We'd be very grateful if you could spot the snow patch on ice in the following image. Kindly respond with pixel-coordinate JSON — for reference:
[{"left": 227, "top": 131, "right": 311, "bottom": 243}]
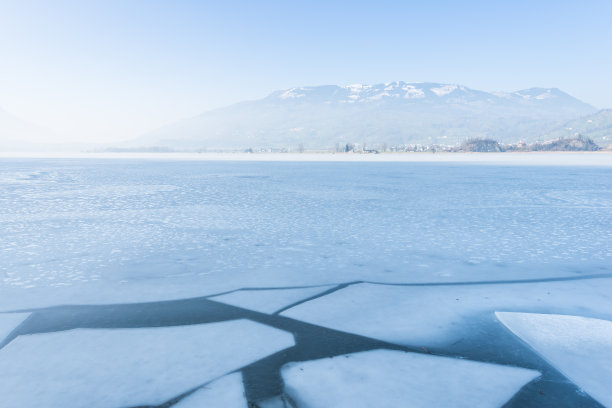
[
  {"left": 282, "top": 349, "right": 540, "bottom": 408},
  {"left": 211, "top": 285, "right": 335, "bottom": 313},
  {"left": 0, "top": 320, "right": 294, "bottom": 408},
  {"left": 496, "top": 312, "right": 612, "bottom": 407},
  {"left": 174, "top": 373, "right": 247, "bottom": 408}
]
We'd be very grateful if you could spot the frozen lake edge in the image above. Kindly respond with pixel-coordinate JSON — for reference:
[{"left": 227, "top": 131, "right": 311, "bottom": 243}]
[{"left": 1, "top": 151, "right": 612, "bottom": 166}]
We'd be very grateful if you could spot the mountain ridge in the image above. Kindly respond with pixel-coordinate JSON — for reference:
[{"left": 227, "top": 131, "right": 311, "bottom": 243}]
[
  {"left": 264, "top": 82, "right": 584, "bottom": 105},
  {"left": 133, "top": 82, "right": 597, "bottom": 150}
]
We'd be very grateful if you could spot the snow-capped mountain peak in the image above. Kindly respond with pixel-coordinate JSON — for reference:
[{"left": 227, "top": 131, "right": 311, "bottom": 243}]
[
  {"left": 136, "top": 81, "right": 597, "bottom": 150},
  {"left": 268, "top": 82, "right": 477, "bottom": 103},
  {"left": 268, "top": 83, "right": 584, "bottom": 106}
]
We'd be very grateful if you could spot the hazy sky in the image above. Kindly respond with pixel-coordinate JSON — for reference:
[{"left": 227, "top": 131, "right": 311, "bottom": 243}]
[{"left": 1, "top": 0, "right": 611, "bottom": 143}]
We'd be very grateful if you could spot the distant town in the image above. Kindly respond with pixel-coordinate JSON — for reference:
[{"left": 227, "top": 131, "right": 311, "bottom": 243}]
[
  {"left": 100, "top": 136, "right": 606, "bottom": 155},
  {"left": 326, "top": 136, "right": 602, "bottom": 153}
]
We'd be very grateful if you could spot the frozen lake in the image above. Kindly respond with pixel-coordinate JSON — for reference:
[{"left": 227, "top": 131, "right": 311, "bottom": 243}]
[{"left": 1, "top": 156, "right": 611, "bottom": 407}]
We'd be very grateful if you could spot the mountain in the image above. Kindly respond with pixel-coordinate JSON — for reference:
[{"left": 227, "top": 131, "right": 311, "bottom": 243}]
[
  {"left": 133, "top": 82, "right": 597, "bottom": 150},
  {"left": 541, "top": 109, "right": 612, "bottom": 149}
]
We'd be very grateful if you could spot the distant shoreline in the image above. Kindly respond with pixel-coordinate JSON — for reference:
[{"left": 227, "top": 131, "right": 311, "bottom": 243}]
[{"left": 1, "top": 151, "right": 611, "bottom": 166}]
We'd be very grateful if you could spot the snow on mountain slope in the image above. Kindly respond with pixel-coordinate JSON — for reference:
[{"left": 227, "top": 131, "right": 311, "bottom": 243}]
[{"left": 263, "top": 82, "right": 588, "bottom": 108}]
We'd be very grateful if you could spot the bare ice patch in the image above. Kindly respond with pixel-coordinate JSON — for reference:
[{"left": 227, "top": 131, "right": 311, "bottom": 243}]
[
  {"left": 496, "top": 312, "right": 612, "bottom": 407},
  {"left": 0, "top": 320, "right": 294, "bottom": 408},
  {"left": 282, "top": 349, "right": 540, "bottom": 408}
]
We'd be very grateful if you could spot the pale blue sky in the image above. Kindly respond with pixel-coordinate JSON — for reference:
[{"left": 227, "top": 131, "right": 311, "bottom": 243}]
[{"left": 1, "top": 0, "right": 611, "bottom": 143}]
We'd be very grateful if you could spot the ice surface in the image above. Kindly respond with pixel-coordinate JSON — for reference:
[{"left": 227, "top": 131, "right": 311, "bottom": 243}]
[
  {"left": 496, "top": 312, "right": 612, "bottom": 407},
  {"left": 0, "top": 313, "right": 29, "bottom": 341},
  {"left": 174, "top": 373, "right": 247, "bottom": 408},
  {"left": 0, "top": 160, "right": 610, "bottom": 311},
  {"left": 0, "top": 158, "right": 609, "bottom": 406},
  {"left": 0, "top": 320, "right": 294, "bottom": 408},
  {"left": 282, "top": 278, "right": 612, "bottom": 347},
  {"left": 282, "top": 349, "right": 540, "bottom": 408},
  {"left": 211, "top": 285, "right": 334, "bottom": 313}
]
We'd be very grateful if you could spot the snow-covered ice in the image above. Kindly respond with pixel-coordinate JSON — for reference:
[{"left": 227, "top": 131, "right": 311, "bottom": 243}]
[
  {"left": 174, "top": 373, "right": 247, "bottom": 408},
  {"left": 0, "top": 320, "right": 293, "bottom": 408},
  {"left": 0, "top": 313, "right": 29, "bottom": 342},
  {"left": 211, "top": 285, "right": 334, "bottom": 313},
  {"left": 496, "top": 312, "right": 612, "bottom": 407},
  {"left": 282, "top": 278, "right": 612, "bottom": 347},
  {"left": 1, "top": 160, "right": 610, "bottom": 310},
  {"left": 282, "top": 349, "right": 540, "bottom": 408}
]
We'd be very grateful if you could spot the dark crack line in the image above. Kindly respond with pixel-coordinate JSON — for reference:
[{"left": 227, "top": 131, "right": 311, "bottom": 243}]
[
  {"left": 199, "top": 283, "right": 340, "bottom": 301},
  {"left": 272, "top": 282, "right": 357, "bottom": 315},
  {"left": 363, "top": 271, "right": 612, "bottom": 287}
]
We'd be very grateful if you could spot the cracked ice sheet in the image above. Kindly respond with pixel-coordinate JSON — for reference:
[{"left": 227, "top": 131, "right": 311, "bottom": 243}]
[
  {"left": 282, "top": 349, "right": 540, "bottom": 408},
  {"left": 496, "top": 312, "right": 612, "bottom": 407},
  {"left": 0, "top": 320, "right": 294, "bottom": 408},
  {"left": 0, "top": 313, "right": 29, "bottom": 341},
  {"left": 210, "top": 285, "right": 335, "bottom": 313},
  {"left": 174, "top": 373, "right": 247, "bottom": 408},
  {"left": 282, "top": 278, "right": 612, "bottom": 347}
]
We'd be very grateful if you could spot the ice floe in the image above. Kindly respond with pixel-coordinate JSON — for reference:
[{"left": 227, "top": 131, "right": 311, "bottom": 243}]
[
  {"left": 282, "top": 279, "right": 612, "bottom": 347},
  {"left": 0, "top": 313, "right": 29, "bottom": 342},
  {"left": 174, "top": 372, "right": 247, "bottom": 408},
  {"left": 0, "top": 319, "right": 294, "bottom": 408},
  {"left": 282, "top": 349, "right": 540, "bottom": 408},
  {"left": 496, "top": 312, "right": 612, "bottom": 407},
  {"left": 211, "top": 285, "right": 334, "bottom": 313}
]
